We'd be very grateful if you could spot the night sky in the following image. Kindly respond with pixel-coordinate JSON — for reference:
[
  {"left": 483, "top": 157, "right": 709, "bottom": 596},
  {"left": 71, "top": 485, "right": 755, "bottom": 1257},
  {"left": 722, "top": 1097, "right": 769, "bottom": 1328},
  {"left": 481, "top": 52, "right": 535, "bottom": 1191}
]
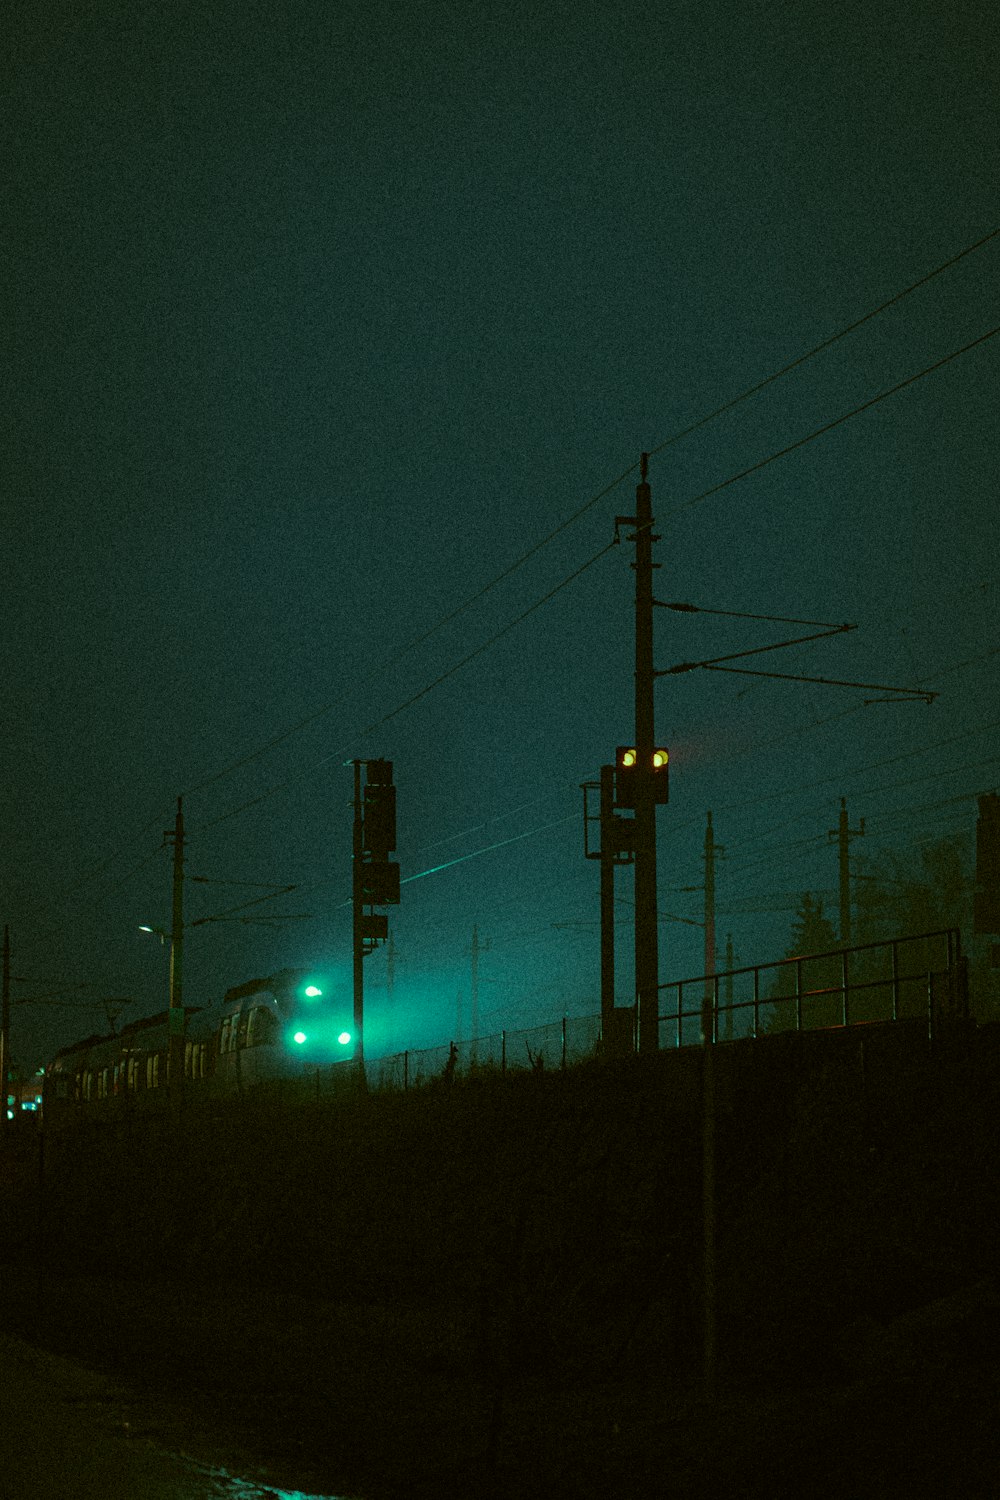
[{"left": 5, "top": 0, "right": 998, "bottom": 1071}]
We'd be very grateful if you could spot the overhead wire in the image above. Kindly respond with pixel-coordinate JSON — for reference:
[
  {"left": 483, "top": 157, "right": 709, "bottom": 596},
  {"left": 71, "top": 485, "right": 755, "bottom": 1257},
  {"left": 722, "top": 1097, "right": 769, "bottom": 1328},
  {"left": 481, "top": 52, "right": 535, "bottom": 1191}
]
[
  {"left": 16, "top": 229, "right": 999, "bottom": 978},
  {"left": 182, "top": 492, "right": 632, "bottom": 803},
  {"left": 675, "top": 324, "right": 1000, "bottom": 512},
  {"left": 179, "top": 227, "right": 1000, "bottom": 805},
  {"left": 193, "top": 537, "right": 618, "bottom": 832},
  {"left": 646, "top": 224, "right": 1000, "bottom": 462}
]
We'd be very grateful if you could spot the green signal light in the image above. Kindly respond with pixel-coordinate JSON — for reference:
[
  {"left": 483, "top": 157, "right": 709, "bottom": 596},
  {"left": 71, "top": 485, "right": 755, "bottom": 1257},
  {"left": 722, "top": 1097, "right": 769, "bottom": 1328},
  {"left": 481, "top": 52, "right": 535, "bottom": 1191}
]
[
  {"left": 337, "top": 1031, "right": 352, "bottom": 1046},
  {"left": 303, "top": 985, "right": 322, "bottom": 998},
  {"left": 293, "top": 1031, "right": 307, "bottom": 1045}
]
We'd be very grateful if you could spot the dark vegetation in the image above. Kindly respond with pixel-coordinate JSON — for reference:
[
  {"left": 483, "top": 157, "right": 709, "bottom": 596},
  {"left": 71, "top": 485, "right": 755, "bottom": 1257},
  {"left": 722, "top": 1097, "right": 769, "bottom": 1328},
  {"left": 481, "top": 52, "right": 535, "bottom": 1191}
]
[{"left": 1, "top": 1022, "right": 1000, "bottom": 1497}]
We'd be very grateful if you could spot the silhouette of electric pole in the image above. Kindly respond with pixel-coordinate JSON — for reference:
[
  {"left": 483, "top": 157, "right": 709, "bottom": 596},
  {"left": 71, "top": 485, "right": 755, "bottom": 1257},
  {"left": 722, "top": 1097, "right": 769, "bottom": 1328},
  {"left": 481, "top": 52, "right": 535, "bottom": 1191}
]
[
  {"left": 164, "top": 798, "right": 185, "bottom": 1101},
  {"left": 0, "top": 926, "right": 9, "bottom": 1137},
  {"left": 829, "top": 798, "right": 864, "bottom": 943},
  {"left": 702, "top": 811, "right": 725, "bottom": 1037},
  {"left": 468, "top": 925, "right": 491, "bottom": 1065},
  {"left": 617, "top": 454, "right": 661, "bottom": 1052}
]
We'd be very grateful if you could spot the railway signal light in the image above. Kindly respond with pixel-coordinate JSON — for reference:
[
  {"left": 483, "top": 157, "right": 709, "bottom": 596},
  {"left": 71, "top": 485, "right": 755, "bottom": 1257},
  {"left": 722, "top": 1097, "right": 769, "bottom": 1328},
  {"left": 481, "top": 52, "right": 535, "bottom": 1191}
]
[
  {"left": 364, "top": 761, "right": 396, "bottom": 855},
  {"left": 361, "top": 860, "right": 401, "bottom": 906},
  {"left": 615, "top": 745, "right": 669, "bottom": 808}
]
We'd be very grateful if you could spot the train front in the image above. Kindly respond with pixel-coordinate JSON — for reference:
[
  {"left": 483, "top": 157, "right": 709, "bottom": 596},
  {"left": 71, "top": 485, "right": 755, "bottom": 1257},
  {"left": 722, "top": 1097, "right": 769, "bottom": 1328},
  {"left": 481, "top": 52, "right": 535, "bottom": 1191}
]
[
  {"left": 271, "top": 969, "right": 355, "bottom": 1068},
  {"left": 202, "top": 968, "right": 356, "bottom": 1094}
]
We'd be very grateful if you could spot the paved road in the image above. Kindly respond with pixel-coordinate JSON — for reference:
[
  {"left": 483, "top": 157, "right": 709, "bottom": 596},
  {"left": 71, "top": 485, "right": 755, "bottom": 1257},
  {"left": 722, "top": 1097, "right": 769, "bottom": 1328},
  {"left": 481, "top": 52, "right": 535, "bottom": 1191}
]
[{"left": 0, "top": 1332, "right": 347, "bottom": 1499}]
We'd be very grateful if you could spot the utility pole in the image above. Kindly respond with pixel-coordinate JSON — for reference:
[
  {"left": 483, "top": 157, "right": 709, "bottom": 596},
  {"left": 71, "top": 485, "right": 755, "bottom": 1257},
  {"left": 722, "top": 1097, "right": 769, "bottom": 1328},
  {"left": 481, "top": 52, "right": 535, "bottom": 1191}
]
[
  {"left": 1, "top": 926, "right": 10, "bottom": 1136},
  {"left": 723, "top": 933, "right": 734, "bottom": 1042},
  {"left": 829, "top": 798, "right": 864, "bottom": 944},
  {"left": 470, "top": 925, "right": 481, "bottom": 1066},
  {"left": 631, "top": 455, "right": 660, "bottom": 1052},
  {"left": 352, "top": 758, "right": 400, "bottom": 1087},
  {"left": 165, "top": 798, "right": 185, "bottom": 1100},
  {"left": 701, "top": 812, "right": 724, "bottom": 1405},
  {"left": 702, "top": 811, "right": 725, "bottom": 1035},
  {"left": 599, "top": 765, "right": 616, "bottom": 1028}
]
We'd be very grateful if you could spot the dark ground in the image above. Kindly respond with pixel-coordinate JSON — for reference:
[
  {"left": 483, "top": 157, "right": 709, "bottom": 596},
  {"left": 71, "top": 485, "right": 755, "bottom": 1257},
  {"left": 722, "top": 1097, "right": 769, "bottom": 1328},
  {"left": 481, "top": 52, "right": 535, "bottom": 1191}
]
[
  {"left": 2, "top": 1026, "right": 999, "bottom": 1497},
  {"left": 0, "top": 1262, "right": 997, "bottom": 1498}
]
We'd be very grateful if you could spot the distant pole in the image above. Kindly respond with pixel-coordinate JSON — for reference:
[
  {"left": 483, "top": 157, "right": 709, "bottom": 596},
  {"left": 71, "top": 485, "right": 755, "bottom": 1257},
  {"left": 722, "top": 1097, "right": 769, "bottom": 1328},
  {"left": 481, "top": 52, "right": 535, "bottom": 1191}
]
[
  {"left": 704, "top": 812, "right": 716, "bottom": 1022},
  {"left": 723, "top": 933, "right": 734, "bottom": 1042},
  {"left": 633, "top": 454, "right": 660, "bottom": 1053},
  {"left": 702, "top": 812, "right": 725, "bottom": 1042},
  {"left": 830, "top": 798, "right": 865, "bottom": 944},
  {"left": 702, "top": 1023, "right": 717, "bottom": 1404},
  {"left": 167, "top": 798, "right": 186, "bottom": 1099},
  {"left": 471, "top": 925, "right": 480, "bottom": 1065},
  {"left": 387, "top": 930, "right": 396, "bottom": 1012},
  {"left": 1, "top": 926, "right": 10, "bottom": 1135},
  {"left": 701, "top": 820, "right": 718, "bottom": 1405},
  {"left": 352, "top": 760, "right": 365, "bottom": 1078}
]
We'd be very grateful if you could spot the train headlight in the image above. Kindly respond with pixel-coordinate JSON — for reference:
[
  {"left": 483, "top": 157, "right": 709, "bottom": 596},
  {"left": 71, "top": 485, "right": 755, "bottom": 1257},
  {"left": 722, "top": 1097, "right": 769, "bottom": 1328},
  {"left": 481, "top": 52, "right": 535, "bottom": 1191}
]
[{"left": 293, "top": 1031, "right": 307, "bottom": 1045}]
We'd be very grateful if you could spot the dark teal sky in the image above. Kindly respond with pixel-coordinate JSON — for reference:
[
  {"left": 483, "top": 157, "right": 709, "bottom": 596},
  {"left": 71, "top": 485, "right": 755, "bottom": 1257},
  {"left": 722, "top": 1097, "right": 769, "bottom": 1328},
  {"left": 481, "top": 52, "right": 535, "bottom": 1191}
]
[{"left": 4, "top": 0, "right": 998, "bottom": 1067}]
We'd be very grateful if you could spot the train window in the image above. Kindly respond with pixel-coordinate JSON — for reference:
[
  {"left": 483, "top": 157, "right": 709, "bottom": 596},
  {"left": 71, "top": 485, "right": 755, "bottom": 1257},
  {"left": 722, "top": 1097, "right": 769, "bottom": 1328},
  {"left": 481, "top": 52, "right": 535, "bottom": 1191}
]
[
  {"left": 246, "top": 1007, "right": 277, "bottom": 1048},
  {"left": 237, "top": 1010, "right": 250, "bottom": 1049},
  {"left": 146, "top": 1054, "right": 159, "bottom": 1089},
  {"left": 82, "top": 1071, "right": 93, "bottom": 1101},
  {"left": 127, "top": 1057, "right": 139, "bottom": 1091},
  {"left": 220, "top": 1016, "right": 233, "bottom": 1054},
  {"left": 97, "top": 1069, "right": 108, "bottom": 1100}
]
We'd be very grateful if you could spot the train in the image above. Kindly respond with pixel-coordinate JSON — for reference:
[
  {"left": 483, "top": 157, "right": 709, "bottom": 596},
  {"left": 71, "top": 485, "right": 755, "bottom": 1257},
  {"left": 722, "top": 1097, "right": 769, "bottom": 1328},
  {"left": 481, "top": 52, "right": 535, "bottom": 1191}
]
[{"left": 42, "top": 969, "right": 355, "bottom": 1125}]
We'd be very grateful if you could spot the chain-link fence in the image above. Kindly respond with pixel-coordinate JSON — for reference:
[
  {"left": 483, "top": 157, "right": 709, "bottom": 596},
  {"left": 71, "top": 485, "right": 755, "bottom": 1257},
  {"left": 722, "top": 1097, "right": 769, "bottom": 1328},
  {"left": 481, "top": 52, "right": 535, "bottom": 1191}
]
[{"left": 361, "top": 1012, "right": 605, "bottom": 1091}]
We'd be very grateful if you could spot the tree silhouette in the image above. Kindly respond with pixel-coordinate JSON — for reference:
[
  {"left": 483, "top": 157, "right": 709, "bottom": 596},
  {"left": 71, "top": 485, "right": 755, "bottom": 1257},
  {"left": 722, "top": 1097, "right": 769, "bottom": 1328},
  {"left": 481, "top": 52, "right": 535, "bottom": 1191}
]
[
  {"left": 762, "top": 893, "right": 842, "bottom": 1032},
  {"left": 850, "top": 832, "right": 979, "bottom": 1022}
]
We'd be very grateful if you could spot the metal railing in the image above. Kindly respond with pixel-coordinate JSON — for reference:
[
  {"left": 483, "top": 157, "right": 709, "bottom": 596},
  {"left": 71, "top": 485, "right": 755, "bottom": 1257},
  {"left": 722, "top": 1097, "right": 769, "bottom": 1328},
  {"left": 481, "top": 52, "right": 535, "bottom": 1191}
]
[
  {"left": 658, "top": 928, "right": 964, "bottom": 1049},
  {"left": 41, "top": 931, "right": 969, "bottom": 1122},
  {"left": 314, "top": 930, "right": 965, "bottom": 1095}
]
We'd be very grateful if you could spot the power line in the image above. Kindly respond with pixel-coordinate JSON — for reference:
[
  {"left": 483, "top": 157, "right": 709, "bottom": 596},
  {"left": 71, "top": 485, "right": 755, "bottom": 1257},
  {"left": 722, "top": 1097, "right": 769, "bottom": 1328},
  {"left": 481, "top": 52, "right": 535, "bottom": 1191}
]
[
  {"left": 676, "top": 324, "right": 1000, "bottom": 512},
  {"left": 646, "top": 225, "right": 1000, "bottom": 462},
  {"left": 16, "top": 237, "right": 999, "bottom": 964},
  {"left": 194, "top": 538, "right": 618, "bottom": 833},
  {"left": 182, "top": 498, "right": 632, "bottom": 804},
  {"left": 179, "top": 229, "right": 1000, "bottom": 808}
]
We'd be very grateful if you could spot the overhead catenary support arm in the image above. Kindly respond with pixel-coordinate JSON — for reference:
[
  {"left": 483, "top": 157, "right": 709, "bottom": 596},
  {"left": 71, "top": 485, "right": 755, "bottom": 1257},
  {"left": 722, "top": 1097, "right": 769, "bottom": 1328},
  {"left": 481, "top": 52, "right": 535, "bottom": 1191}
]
[{"left": 695, "top": 664, "right": 937, "bottom": 702}]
